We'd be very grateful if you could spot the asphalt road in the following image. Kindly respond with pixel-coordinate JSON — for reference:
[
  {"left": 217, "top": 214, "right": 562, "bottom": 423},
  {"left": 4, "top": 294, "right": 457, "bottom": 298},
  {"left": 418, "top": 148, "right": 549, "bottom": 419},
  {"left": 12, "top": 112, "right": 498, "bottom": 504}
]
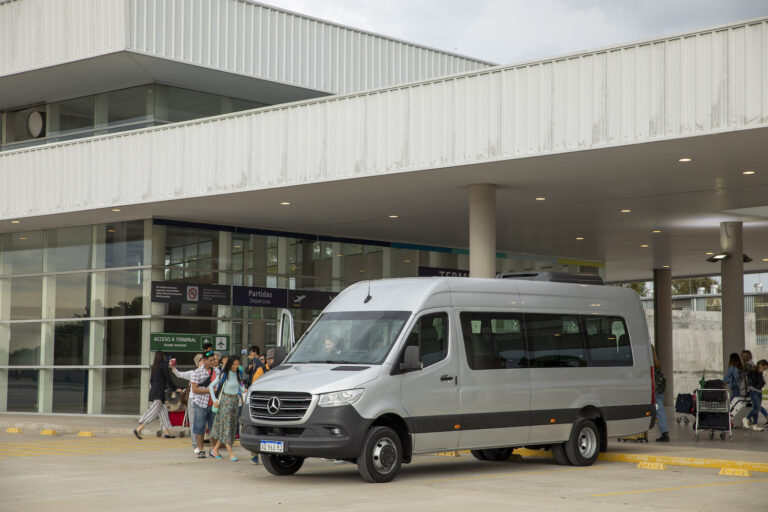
[{"left": 0, "top": 432, "right": 765, "bottom": 512}]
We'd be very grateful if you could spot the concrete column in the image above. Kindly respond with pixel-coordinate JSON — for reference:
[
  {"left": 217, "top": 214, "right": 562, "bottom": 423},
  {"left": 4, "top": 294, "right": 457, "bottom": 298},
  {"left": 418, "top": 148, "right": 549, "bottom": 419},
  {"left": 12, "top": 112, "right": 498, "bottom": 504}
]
[
  {"left": 381, "top": 248, "right": 392, "bottom": 279},
  {"left": 277, "top": 237, "right": 290, "bottom": 289},
  {"left": 653, "top": 268, "right": 674, "bottom": 401},
  {"left": 331, "top": 242, "right": 343, "bottom": 291},
  {"left": 141, "top": 221, "right": 164, "bottom": 412},
  {"left": 469, "top": 184, "right": 496, "bottom": 278},
  {"left": 87, "top": 225, "right": 107, "bottom": 414},
  {"left": 0, "top": 238, "right": 10, "bottom": 412},
  {"left": 217, "top": 231, "right": 232, "bottom": 339},
  {"left": 720, "top": 221, "right": 745, "bottom": 371},
  {"left": 39, "top": 231, "right": 56, "bottom": 413}
]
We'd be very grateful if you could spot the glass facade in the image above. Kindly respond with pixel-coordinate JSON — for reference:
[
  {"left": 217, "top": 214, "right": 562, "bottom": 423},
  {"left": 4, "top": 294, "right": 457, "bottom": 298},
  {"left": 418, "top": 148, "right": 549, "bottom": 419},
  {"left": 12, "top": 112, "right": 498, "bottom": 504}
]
[
  {"left": 0, "top": 85, "right": 268, "bottom": 151},
  {"left": 0, "top": 218, "right": 602, "bottom": 415}
]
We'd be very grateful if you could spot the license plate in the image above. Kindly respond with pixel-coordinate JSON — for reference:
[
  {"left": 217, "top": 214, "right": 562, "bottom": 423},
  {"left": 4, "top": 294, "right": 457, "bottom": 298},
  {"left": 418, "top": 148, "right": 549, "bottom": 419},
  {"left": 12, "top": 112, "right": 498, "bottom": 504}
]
[{"left": 260, "top": 440, "right": 284, "bottom": 453}]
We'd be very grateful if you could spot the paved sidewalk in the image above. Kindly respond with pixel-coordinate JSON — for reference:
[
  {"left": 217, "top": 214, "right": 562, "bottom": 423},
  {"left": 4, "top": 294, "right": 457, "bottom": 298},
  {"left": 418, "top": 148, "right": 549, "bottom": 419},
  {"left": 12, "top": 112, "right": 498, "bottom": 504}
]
[{"left": 2, "top": 408, "right": 767, "bottom": 465}]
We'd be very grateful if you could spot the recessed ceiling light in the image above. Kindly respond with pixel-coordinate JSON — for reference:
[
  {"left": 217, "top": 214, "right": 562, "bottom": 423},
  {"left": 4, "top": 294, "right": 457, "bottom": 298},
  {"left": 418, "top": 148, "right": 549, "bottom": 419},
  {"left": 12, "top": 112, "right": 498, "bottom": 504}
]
[
  {"left": 741, "top": 170, "right": 756, "bottom": 175},
  {"left": 10, "top": 220, "right": 20, "bottom": 224},
  {"left": 535, "top": 197, "right": 546, "bottom": 201},
  {"left": 107, "top": 229, "right": 116, "bottom": 233},
  {"left": 678, "top": 157, "right": 692, "bottom": 163},
  {"left": 111, "top": 208, "right": 121, "bottom": 212},
  {"left": 706, "top": 252, "right": 714, "bottom": 256},
  {"left": 575, "top": 237, "right": 584, "bottom": 240},
  {"left": 280, "top": 201, "right": 291, "bottom": 206},
  {"left": 641, "top": 244, "right": 648, "bottom": 248},
  {"left": 359, "top": 269, "right": 365, "bottom": 272},
  {"left": 662, "top": 265, "right": 670, "bottom": 268},
  {"left": 18, "top": 237, "right": 28, "bottom": 240},
  {"left": 403, "top": 259, "right": 412, "bottom": 263},
  {"left": 763, "top": 258, "right": 768, "bottom": 262},
  {"left": 620, "top": 209, "right": 632, "bottom": 213},
  {"left": 388, "top": 215, "right": 399, "bottom": 219},
  {"left": 652, "top": 229, "right": 662, "bottom": 233}
]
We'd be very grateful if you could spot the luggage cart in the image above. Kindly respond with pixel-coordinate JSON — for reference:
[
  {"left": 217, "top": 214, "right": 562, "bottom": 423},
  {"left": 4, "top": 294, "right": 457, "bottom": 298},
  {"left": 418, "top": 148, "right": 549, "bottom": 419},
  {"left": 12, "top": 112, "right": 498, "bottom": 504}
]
[
  {"left": 156, "top": 389, "right": 190, "bottom": 438},
  {"left": 694, "top": 387, "right": 732, "bottom": 441}
]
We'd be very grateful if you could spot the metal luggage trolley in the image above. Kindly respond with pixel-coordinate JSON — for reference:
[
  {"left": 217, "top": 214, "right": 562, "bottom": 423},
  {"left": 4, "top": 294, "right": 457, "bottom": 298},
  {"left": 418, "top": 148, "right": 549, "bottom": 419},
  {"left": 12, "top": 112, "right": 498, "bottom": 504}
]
[{"left": 694, "top": 387, "right": 732, "bottom": 441}]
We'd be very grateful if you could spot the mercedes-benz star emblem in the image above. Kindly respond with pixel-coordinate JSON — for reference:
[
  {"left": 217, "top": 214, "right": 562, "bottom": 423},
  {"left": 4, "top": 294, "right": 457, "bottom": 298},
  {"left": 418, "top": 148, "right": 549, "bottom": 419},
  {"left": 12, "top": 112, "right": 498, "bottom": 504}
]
[{"left": 267, "top": 397, "right": 281, "bottom": 415}]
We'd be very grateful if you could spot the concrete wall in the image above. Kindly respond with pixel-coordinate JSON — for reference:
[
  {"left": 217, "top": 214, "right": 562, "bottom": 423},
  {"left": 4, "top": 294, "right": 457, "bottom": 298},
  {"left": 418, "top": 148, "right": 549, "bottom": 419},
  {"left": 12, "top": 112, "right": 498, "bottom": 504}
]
[{"left": 646, "top": 310, "right": 764, "bottom": 397}]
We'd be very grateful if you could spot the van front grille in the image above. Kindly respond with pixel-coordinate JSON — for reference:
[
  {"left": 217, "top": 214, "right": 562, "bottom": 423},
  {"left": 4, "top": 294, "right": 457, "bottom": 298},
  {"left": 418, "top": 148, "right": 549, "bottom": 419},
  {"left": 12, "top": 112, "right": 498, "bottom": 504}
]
[{"left": 249, "top": 391, "right": 312, "bottom": 422}]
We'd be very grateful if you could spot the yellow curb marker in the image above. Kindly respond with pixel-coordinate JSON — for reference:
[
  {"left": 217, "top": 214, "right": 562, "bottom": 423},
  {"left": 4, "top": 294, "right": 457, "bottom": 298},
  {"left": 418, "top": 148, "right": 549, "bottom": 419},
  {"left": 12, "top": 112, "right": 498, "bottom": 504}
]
[
  {"left": 77, "top": 431, "right": 95, "bottom": 437},
  {"left": 637, "top": 462, "right": 666, "bottom": 471},
  {"left": 719, "top": 467, "right": 751, "bottom": 477},
  {"left": 40, "top": 429, "right": 57, "bottom": 436},
  {"left": 5, "top": 427, "right": 22, "bottom": 434}
]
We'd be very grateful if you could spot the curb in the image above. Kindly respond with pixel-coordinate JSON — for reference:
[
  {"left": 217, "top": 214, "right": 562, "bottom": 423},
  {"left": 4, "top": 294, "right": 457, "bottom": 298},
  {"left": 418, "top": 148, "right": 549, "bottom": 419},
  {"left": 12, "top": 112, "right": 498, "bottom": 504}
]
[{"left": 514, "top": 448, "right": 768, "bottom": 474}]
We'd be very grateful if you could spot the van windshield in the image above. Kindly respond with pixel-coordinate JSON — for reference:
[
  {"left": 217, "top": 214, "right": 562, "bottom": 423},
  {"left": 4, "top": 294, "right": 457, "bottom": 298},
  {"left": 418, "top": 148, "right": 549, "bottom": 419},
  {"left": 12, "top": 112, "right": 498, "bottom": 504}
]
[{"left": 286, "top": 311, "right": 411, "bottom": 365}]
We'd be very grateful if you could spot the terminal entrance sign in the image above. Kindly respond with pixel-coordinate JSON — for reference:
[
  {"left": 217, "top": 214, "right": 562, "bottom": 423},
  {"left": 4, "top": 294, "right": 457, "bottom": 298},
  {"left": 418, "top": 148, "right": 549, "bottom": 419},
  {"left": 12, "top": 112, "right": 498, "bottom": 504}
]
[{"left": 150, "top": 333, "right": 230, "bottom": 353}]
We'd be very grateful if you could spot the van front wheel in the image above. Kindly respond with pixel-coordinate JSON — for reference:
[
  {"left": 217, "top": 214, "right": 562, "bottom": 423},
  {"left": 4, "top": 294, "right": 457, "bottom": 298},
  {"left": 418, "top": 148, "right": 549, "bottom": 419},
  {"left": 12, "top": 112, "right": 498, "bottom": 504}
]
[
  {"left": 358, "top": 426, "right": 402, "bottom": 483},
  {"left": 564, "top": 418, "right": 600, "bottom": 466},
  {"left": 261, "top": 454, "right": 305, "bottom": 476}
]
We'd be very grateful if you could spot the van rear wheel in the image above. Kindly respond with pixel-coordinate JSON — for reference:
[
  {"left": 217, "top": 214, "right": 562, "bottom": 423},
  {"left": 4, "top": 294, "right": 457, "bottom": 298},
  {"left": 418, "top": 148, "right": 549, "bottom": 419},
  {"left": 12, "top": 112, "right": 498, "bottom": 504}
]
[
  {"left": 551, "top": 443, "right": 570, "bottom": 465},
  {"left": 358, "top": 426, "right": 402, "bottom": 483},
  {"left": 481, "top": 448, "right": 513, "bottom": 461},
  {"left": 564, "top": 418, "right": 600, "bottom": 466},
  {"left": 470, "top": 450, "right": 487, "bottom": 461},
  {"left": 261, "top": 454, "right": 305, "bottom": 476}
]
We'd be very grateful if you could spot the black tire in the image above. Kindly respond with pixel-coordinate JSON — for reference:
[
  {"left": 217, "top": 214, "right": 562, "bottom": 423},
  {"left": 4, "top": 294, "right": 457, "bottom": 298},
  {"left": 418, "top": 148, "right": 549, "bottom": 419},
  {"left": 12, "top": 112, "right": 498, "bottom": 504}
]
[
  {"left": 470, "top": 450, "right": 488, "bottom": 461},
  {"left": 551, "top": 443, "right": 570, "bottom": 465},
  {"left": 357, "top": 426, "right": 402, "bottom": 483},
  {"left": 563, "top": 419, "right": 600, "bottom": 466},
  {"left": 261, "top": 454, "right": 305, "bottom": 476},
  {"left": 481, "top": 448, "right": 513, "bottom": 461}
]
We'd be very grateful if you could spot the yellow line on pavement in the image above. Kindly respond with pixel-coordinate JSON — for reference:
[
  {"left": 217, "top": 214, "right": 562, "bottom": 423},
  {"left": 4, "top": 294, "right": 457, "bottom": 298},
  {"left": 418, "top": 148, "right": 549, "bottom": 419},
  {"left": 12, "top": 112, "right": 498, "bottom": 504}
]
[
  {"left": 592, "top": 478, "right": 768, "bottom": 497},
  {"left": 514, "top": 448, "right": 768, "bottom": 474}
]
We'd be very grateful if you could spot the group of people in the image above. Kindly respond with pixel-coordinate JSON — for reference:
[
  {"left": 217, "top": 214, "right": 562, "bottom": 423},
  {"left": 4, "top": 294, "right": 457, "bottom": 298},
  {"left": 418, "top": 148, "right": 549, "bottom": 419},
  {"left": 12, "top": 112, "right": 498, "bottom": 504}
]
[
  {"left": 723, "top": 349, "right": 768, "bottom": 431},
  {"left": 652, "top": 347, "right": 768, "bottom": 442},
  {"left": 133, "top": 344, "right": 277, "bottom": 463}
]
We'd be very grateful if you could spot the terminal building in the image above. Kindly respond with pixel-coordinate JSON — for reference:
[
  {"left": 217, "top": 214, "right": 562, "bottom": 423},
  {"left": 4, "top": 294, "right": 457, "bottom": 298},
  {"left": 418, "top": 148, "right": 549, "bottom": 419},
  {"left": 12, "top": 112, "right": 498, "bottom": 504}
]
[{"left": 1, "top": 0, "right": 767, "bottom": 416}]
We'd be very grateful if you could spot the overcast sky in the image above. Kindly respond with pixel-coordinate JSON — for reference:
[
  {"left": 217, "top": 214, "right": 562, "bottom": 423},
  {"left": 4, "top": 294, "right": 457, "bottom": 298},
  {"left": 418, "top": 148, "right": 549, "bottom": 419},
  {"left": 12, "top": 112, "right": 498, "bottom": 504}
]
[{"left": 262, "top": 0, "right": 768, "bottom": 64}]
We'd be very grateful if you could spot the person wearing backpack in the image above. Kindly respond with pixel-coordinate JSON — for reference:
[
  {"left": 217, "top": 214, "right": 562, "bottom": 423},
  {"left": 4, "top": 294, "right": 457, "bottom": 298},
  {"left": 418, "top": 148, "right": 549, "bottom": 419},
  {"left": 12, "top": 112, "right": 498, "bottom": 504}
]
[
  {"left": 652, "top": 346, "right": 669, "bottom": 442},
  {"left": 745, "top": 359, "right": 768, "bottom": 431},
  {"left": 209, "top": 354, "right": 246, "bottom": 461},
  {"left": 723, "top": 353, "right": 747, "bottom": 398}
]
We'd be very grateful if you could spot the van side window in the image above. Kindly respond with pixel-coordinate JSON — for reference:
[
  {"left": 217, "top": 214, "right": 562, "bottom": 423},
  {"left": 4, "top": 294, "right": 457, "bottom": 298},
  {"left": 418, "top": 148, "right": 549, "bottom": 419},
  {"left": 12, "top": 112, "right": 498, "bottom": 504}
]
[
  {"left": 404, "top": 313, "right": 449, "bottom": 368},
  {"left": 581, "top": 316, "right": 633, "bottom": 366},
  {"left": 525, "top": 314, "right": 587, "bottom": 368},
  {"left": 460, "top": 312, "right": 527, "bottom": 370}
]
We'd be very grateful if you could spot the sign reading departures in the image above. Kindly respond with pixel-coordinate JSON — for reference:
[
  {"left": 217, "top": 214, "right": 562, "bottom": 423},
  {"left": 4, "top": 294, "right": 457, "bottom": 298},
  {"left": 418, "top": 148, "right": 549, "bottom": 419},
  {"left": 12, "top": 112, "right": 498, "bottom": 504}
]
[{"left": 152, "top": 282, "right": 338, "bottom": 310}]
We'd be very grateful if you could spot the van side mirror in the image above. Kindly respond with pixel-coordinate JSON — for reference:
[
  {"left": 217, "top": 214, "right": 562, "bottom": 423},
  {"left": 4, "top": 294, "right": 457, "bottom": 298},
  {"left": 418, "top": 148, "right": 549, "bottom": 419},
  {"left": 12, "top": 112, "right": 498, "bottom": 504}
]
[{"left": 399, "top": 345, "right": 422, "bottom": 372}]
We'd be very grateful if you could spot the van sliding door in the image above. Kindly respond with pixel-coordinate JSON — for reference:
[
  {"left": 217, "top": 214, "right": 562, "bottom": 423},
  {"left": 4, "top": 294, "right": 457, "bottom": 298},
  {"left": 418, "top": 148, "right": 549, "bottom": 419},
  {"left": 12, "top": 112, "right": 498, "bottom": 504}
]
[{"left": 457, "top": 311, "right": 531, "bottom": 448}]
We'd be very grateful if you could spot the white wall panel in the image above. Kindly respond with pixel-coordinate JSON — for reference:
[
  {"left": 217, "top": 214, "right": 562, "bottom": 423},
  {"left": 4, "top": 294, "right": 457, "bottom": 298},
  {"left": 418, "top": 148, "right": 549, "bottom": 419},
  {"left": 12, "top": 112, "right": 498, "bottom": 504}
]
[
  {"left": 1, "top": 18, "right": 768, "bottom": 221},
  {"left": 0, "top": 0, "right": 126, "bottom": 76},
  {"left": 1, "top": 0, "right": 490, "bottom": 94}
]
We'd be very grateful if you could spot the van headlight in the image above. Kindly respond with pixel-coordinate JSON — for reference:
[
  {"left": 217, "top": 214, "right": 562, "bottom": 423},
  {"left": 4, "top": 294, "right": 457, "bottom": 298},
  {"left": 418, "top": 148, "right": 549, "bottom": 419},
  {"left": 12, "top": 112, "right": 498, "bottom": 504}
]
[{"left": 317, "top": 389, "right": 364, "bottom": 407}]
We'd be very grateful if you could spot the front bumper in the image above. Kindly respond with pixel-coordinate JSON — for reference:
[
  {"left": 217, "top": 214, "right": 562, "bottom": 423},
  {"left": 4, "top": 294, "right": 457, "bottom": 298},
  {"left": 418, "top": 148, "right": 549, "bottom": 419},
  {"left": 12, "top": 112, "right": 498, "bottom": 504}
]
[{"left": 239, "top": 404, "right": 370, "bottom": 460}]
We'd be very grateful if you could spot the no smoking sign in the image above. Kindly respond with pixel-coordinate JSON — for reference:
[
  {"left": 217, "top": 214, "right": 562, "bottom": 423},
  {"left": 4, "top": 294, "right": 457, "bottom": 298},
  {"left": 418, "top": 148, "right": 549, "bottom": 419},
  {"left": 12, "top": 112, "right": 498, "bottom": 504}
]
[{"left": 186, "top": 286, "right": 199, "bottom": 301}]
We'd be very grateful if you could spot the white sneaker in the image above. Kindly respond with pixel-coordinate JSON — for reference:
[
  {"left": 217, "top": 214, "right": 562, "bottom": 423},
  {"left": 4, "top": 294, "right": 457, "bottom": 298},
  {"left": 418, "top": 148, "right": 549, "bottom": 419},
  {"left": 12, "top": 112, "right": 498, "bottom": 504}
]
[
  {"left": 751, "top": 424, "right": 764, "bottom": 431},
  {"left": 742, "top": 418, "right": 752, "bottom": 428},
  {"left": 194, "top": 448, "right": 200, "bottom": 454}
]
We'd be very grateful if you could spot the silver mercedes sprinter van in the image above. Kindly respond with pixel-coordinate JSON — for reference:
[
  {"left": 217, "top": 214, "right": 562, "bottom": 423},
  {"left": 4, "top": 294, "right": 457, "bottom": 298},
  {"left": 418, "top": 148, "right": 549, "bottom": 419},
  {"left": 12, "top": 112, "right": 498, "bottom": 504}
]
[{"left": 239, "top": 277, "right": 655, "bottom": 482}]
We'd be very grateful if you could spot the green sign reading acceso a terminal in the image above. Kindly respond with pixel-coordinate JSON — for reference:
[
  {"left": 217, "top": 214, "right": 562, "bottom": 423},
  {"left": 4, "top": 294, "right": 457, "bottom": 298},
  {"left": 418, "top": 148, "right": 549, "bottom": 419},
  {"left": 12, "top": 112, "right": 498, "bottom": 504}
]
[{"left": 150, "top": 333, "right": 230, "bottom": 353}]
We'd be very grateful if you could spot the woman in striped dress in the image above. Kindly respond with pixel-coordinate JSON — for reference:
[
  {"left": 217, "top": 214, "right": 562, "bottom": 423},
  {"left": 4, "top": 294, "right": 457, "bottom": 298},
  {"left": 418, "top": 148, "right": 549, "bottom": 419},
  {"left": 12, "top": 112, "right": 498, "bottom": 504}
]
[{"left": 209, "top": 355, "right": 245, "bottom": 460}]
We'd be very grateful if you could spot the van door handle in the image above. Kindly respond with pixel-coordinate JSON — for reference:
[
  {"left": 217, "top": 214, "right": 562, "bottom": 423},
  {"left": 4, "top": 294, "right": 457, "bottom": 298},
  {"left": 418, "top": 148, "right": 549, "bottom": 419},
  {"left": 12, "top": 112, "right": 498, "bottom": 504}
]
[{"left": 440, "top": 375, "right": 454, "bottom": 382}]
